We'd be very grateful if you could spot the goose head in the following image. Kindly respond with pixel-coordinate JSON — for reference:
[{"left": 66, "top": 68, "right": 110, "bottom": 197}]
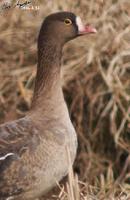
[{"left": 38, "top": 12, "right": 97, "bottom": 45}]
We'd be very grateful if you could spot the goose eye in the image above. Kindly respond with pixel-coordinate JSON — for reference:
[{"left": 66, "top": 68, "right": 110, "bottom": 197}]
[{"left": 64, "top": 18, "right": 72, "bottom": 25}]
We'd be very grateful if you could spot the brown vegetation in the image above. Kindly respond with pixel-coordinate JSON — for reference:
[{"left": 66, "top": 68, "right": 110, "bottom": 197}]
[{"left": 0, "top": 0, "right": 130, "bottom": 199}]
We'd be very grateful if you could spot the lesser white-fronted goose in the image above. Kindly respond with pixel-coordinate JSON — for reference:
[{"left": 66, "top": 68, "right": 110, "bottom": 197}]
[{"left": 0, "top": 12, "right": 97, "bottom": 199}]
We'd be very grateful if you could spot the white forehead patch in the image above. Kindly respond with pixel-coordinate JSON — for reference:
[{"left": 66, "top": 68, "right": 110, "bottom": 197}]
[{"left": 76, "top": 16, "right": 85, "bottom": 32}]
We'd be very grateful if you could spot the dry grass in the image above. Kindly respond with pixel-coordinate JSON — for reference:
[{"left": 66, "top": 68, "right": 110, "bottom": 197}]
[{"left": 0, "top": 0, "right": 130, "bottom": 199}]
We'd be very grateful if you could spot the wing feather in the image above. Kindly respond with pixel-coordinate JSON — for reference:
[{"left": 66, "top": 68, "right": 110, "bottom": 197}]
[{"left": 0, "top": 116, "right": 37, "bottom": 167}]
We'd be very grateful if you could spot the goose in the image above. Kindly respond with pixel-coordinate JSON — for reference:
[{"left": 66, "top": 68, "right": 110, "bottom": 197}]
[{"left": 0, "top": 11, "right": 97, "bottom": 200}]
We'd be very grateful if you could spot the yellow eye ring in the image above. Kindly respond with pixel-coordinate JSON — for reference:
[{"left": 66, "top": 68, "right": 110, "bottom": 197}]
[{"left": 64, "top": 18, "right": 72, "bottom": 25}]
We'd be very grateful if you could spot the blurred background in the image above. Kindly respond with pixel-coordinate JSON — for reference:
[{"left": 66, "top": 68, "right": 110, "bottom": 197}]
[{"left": 0, "top": 0, "right": 130, "bottom": 199}]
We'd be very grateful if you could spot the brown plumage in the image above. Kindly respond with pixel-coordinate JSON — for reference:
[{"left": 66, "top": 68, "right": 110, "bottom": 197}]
[{"left": 0, "top": 12, "right": 97, "bottom": 199}]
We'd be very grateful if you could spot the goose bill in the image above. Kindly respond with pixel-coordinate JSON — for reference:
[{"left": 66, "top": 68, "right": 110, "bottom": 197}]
[{"left": 76, "top": 16, "right": 97, "bottom": 35}]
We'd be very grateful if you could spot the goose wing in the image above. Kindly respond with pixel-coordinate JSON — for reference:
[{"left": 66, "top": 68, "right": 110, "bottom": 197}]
[{"left": 0, "top": 117, "right": 35, "bottom": 161}]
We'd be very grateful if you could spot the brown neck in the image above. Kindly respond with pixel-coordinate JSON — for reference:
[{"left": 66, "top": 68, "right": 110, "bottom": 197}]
[{"left": 31, "top": 38, "right": 64, "bottom": 113}]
